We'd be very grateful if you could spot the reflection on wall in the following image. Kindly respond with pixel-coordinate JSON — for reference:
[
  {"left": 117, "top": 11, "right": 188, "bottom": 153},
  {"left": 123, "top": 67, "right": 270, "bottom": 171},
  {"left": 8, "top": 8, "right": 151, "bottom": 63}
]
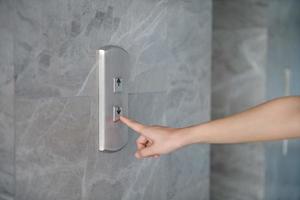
[
  {"left": 0, "top": 0, "right": 212, "bottom": 199},
  {"left": 211, "top": 0, "right": 268, "bottom": 199}
]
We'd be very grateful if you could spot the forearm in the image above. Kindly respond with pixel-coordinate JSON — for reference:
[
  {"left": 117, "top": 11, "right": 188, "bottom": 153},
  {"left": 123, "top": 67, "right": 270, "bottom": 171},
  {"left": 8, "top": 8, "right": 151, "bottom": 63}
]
[{"left": 178, "top": 96, "right": 300, "bottom": 146}]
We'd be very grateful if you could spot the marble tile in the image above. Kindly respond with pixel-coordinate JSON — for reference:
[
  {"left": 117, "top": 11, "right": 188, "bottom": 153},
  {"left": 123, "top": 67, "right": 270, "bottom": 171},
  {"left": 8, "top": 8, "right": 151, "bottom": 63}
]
[
  {"left": 165, "top": 62, "right": 211, "bottom": 127},
  {"left": 14, "top": 0, "right": 212, "bottom": 98},
  {"left": 0, "top": 52, "right": 14, "bottom": 200},
  {"left": 13, "top": 0, "right": 212, "bottom": 199},
  {"left": 213, "top": 0, "right": 268, "bottom": 30},
  {"left": 212, "top": 28, "right": 267, "bottom": 117},
  {"left": 211, "top": 1, "right": 268, "bottom": 199},
  {"left": 0, "top": 0, "right": 15, "bottom": 199},
  {"left": 116, "top": 0, "right": 212, "bottom": 94},
  {"left": 14, "top": 0, "right": 100, "bottom": 99},
  {"left": 265, "top": 1, "right": 300, "bottom": 199},
  {"left": 15, "top": 97, "right": 91, "bottom": 200},
  {"left": 164, "top": 0, "right": 211, "bottom": 128},
  {"left": 265, "top": 140, "right": 300, "bottom": 200},
  {"left": 211, "top": 143, "right": 265, "bottom": 200}
]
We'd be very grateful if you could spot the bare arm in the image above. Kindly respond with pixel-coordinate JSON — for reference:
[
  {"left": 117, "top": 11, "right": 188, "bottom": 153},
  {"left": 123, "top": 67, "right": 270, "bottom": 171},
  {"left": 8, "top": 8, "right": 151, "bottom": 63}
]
[
  {"left": 120, "top": 96, "right": 300, "bottom": 159},
  {"left": 181, "top": 96, "right": 300, "bottom": 144}
]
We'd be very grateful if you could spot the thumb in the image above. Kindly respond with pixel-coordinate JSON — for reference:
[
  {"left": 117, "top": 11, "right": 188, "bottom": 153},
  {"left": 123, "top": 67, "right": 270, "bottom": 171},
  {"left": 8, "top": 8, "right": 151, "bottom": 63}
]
[{"left": 135, "top": 146, "right": 156, "bottom": 159}]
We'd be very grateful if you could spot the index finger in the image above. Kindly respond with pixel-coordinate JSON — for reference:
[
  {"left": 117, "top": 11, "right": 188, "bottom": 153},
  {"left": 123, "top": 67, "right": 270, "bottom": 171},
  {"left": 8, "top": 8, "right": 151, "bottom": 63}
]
[{"left": 120, "top": 116, "right": 145, "bottom": 133}]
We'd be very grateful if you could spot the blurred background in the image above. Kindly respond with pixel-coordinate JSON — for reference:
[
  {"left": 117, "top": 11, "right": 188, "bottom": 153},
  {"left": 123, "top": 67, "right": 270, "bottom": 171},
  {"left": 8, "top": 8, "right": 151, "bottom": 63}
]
[
  {"left": 211, "top": 0, "right": 300, "bottom": 199},
  {"left": 0, "top": 0, "right": 299, "bottom": 199}
]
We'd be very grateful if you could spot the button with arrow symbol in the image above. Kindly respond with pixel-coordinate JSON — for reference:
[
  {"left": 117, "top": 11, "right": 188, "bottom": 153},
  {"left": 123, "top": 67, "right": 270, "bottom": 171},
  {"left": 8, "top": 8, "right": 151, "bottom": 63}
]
[
  {"left": 113, "top": 106, "right": 122, "bottom": 122},
  {"left": 113, "top": 77, "right": 123, "bottom": 93}
]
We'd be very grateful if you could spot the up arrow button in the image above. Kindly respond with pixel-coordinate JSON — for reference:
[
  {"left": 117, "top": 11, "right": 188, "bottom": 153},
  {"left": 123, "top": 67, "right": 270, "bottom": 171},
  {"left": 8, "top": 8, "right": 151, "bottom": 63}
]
[{"left": 113, "top": 77, "right": 123, "bottom": 93}]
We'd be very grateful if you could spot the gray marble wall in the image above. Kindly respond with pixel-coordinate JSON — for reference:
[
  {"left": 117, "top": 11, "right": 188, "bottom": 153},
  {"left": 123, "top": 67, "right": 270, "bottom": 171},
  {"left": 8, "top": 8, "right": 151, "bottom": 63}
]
[
  {"left": 0, "top": 0, "right": 15, "bottom": 199},
  {"left": 265, "top": 0, "right": 300, "bottom": 199},
  {"left": 211, "top": 0, "right": 268, "bottom": 199},
  {"left": 5, "top": 0, "right": 212, "bottom": 199}
]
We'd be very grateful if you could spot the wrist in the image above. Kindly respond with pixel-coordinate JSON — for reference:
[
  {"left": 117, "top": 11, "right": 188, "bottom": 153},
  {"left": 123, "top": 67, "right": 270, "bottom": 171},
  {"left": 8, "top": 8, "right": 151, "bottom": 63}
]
[
  {"left": 174, "top": 124, "right": 208, "bottom": 147},
  {"left": 172, "top": 126, "right": 197, "bottom": 148}
]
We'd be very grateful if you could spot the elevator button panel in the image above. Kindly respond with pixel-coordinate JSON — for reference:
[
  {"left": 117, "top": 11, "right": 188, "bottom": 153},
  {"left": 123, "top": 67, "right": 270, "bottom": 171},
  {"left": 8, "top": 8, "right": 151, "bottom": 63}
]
[{"left": 98, "top": 46, "right": 129, "bottom": 152}]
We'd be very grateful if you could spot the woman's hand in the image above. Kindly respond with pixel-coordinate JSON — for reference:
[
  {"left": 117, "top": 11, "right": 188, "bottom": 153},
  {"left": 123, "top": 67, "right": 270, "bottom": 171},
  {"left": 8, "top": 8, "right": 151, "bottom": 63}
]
[
  {"left": 120, "top": 97, "right": 300, "bottom": 159},
  {"left": 120, "top": 116, "right": 183, "bottom": 159}
]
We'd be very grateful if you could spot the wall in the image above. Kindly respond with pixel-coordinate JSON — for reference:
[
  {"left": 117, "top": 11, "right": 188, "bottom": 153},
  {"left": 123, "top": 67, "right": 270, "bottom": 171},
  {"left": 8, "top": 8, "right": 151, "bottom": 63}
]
[
  {"left": 9, "top": 0, "right": 212, "bottom": 199},
  {"left": 0, "top": 0, "right": 15, "bottom": 199},
  {"left": 211, "top": 0, "right": 268, "bottom": 199},
  {"left": 265, "top": 0, "right": 300, "bottom": 199}
]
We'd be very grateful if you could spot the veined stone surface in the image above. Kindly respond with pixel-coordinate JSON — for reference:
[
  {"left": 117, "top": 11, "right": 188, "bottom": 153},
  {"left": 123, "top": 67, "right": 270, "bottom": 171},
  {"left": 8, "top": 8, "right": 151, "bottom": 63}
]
[{"left": 10, "top": 0, "right": 212, "bottom": 199}]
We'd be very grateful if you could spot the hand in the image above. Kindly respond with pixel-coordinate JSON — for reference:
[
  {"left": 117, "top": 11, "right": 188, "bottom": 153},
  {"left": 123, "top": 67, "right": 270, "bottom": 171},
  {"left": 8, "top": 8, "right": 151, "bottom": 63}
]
[{"left": 120, "top": 116, "right": 183, "bottom": 159}]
